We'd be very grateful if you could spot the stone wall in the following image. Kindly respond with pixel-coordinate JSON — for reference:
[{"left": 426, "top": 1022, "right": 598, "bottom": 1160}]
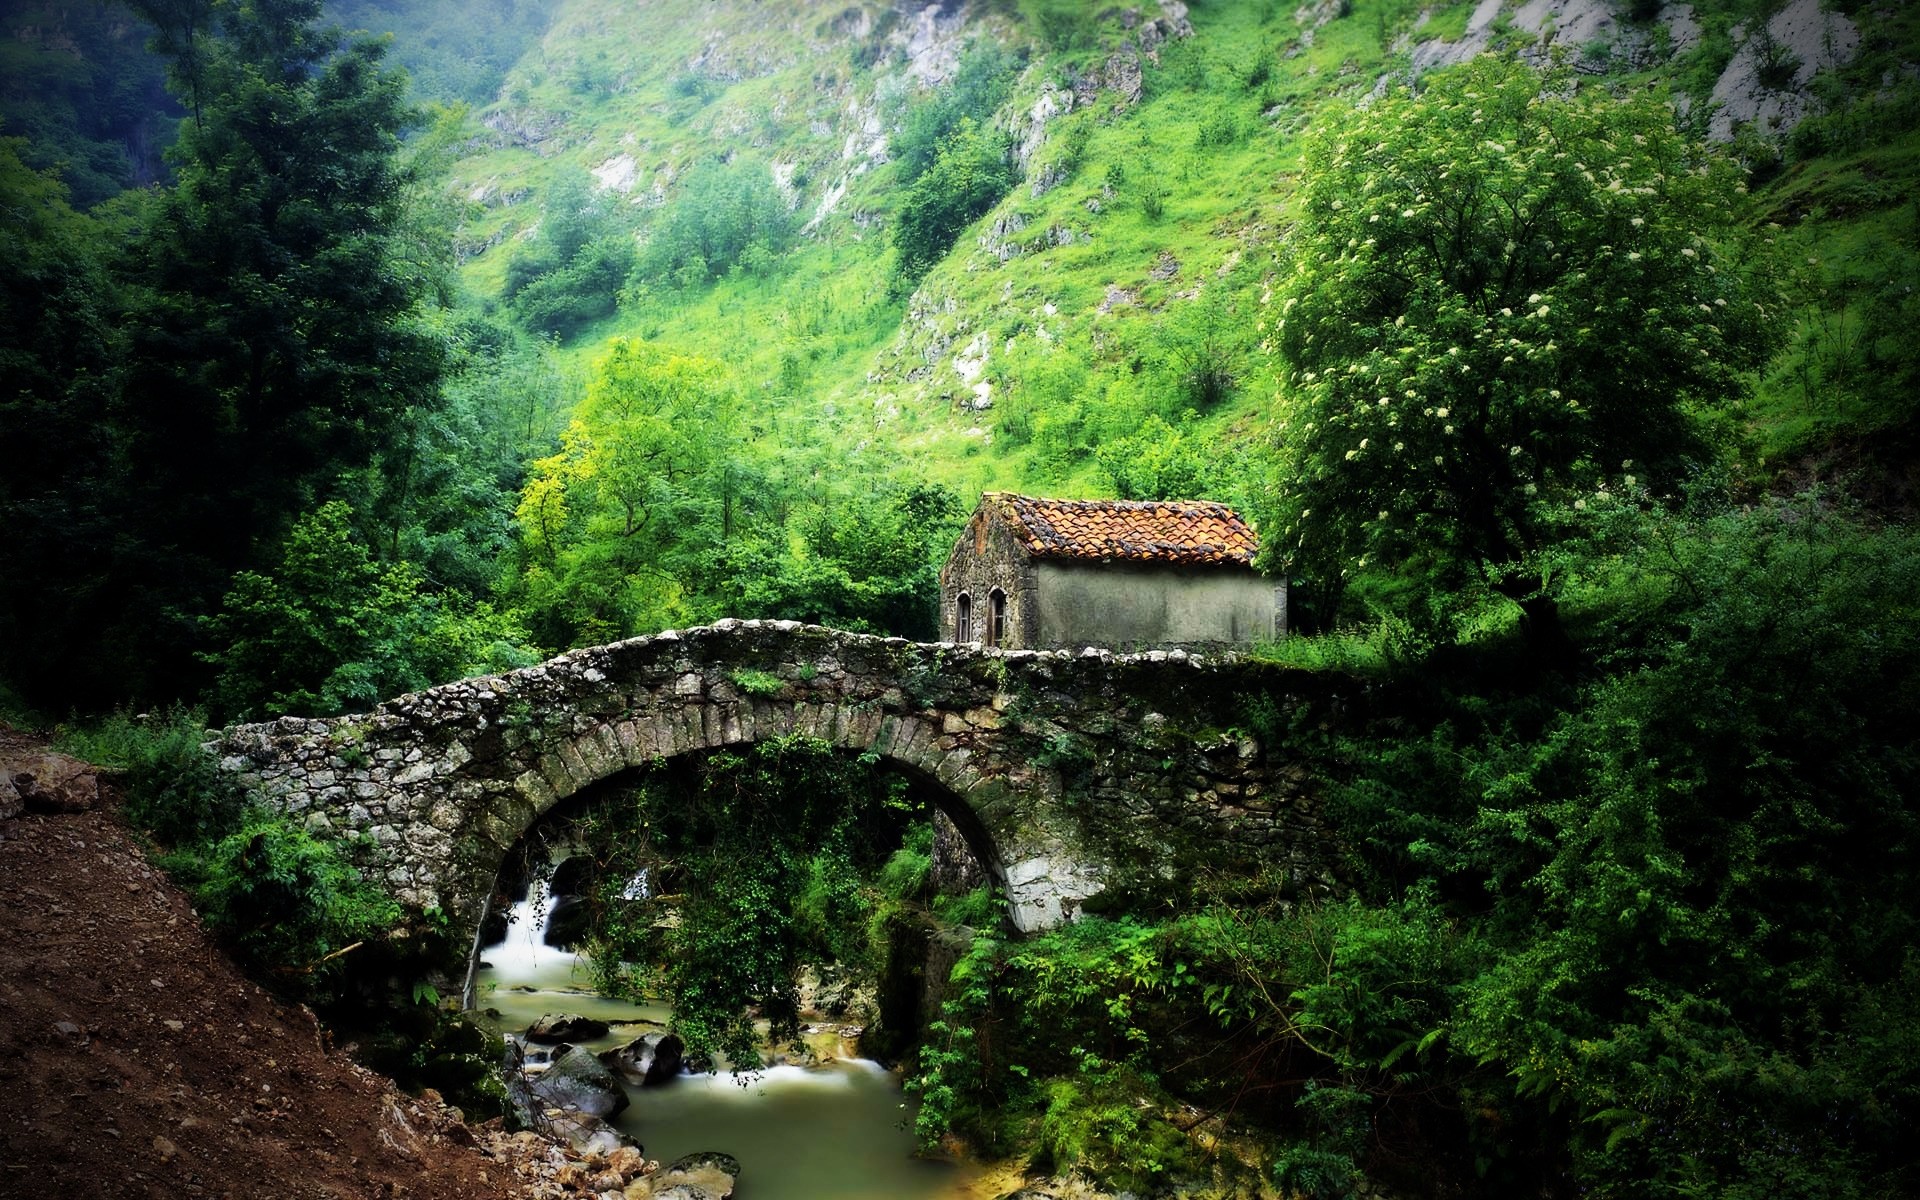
[
  {"left": 939, "top": 507, "right": 1038, "bottom": 646},
  {"left": 1034, "top": 560, "right": 1285, "bottom": 650},
  {"left": 213, "top": 621, "right": 1347, "bottom": 963}
]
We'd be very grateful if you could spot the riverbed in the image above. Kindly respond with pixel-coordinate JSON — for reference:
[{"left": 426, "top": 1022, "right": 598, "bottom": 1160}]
[{"left": 468, "top": 878, "right": 980, "bottom": 1200}]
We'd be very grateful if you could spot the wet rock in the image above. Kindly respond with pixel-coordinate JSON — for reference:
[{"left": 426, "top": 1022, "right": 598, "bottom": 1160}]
[
  {"left": 545, "top": 1109, "right": 628, "bottom": 1157},
  {"left": 545, "top": 893, "right": 594, "bottom": 948},
  {"left": 530, "top": 1044, "right": 629, "bottom": 1118},
  {"left": 626, "top": 1151, "right": 740, "bottom": 1199},
  {"left": 643, "top": 1033, "right": 685, "bottom": 1086},
  {"left": 526, "top": 1013, "right": 612, "bottom": 1044},
  {"left": 599, "top": 1031, "right": 684, "bottom": 1086}
]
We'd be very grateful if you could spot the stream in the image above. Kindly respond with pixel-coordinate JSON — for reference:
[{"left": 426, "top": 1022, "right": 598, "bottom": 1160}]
[{"left": 467, "top": 866, "right": 980, "bottom": 1200}]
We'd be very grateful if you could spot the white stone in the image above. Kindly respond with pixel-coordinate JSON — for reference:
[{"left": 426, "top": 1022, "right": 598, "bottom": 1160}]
[{"left": 1004, "top": 853, "right": 1104, "bottom": 933}]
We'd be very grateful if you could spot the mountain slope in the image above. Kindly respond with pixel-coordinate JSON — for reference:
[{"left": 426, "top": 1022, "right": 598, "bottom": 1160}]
[{"left": 403, "top": 0, "right": 1915, "bottom": 510}]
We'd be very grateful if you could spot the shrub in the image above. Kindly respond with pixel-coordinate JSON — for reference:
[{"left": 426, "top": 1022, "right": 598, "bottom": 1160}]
[
  {"left": 59, "top": 707, "right": 245, "bottom": 849},
  {"left": 192, "top": 813, "right": 402, "bottom": 1004}
]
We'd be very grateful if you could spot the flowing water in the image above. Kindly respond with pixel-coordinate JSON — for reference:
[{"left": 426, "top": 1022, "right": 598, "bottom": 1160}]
[{"left": 468, "top": 862, "right": 978, "bottom": 1200}]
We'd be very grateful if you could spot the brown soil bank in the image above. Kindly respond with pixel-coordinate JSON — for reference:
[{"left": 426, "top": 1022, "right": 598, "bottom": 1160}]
[{"left": 0, "top": 725, "right": 528, "bottom": 1200}]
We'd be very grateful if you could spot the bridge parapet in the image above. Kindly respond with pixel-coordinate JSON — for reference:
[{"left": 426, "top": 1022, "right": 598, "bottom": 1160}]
[{"left": 214, "top": 620, "right": 1344, "bottom": 947}]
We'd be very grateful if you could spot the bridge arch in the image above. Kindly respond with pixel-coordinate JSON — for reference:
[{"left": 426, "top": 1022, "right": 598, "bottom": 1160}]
[
  {"left": 213, "top": 619, "right": 1339, "bottom": 976},
  {"left": 501, "top": 699, "right": 1014, "bottom": 909}
]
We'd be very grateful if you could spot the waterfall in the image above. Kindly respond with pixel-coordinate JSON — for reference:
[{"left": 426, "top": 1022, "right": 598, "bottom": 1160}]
[{"left": 485, "top": 854, "right": 578, "bottom": 979}]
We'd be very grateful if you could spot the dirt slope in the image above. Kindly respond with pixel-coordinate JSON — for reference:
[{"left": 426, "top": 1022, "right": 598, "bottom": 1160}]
[{"left": 0, "top": 725, "right": 528, "bottom": 1200}]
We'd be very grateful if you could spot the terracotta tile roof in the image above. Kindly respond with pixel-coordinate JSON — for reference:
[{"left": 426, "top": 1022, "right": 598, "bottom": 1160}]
[{"left": 984, "top": 493, "right": 1258, "bottom": 567}]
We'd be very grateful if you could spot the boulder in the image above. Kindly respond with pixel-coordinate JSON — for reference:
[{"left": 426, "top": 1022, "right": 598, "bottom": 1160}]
[
  {"left": 529, "top": 1044, "right": 629, "bottom": 1119},
  {"left": 642, "top": 1033, "right": 684, "bottom": 1086},
  {"left": 526, "top": 1013, "right": 612, "bottom": 1044},
  {"left": 598, "top": 1031, "right": 684, "bottom": 1086},
  {"left": 2, "top": 753, "right": 99, "bottom": 817},
  {"left": 625, "top": 1151, "right": 739, "bottom": 1199}
]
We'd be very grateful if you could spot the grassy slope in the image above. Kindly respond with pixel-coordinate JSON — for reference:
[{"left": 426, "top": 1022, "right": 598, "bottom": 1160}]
[{"left": 423, "top": 0, "right": 1919, "bottom": 507}]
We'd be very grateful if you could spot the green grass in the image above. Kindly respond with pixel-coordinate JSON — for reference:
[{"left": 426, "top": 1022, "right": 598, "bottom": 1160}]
[{"left": 431, "top": 0, "right": 1919, "bottom": 512}]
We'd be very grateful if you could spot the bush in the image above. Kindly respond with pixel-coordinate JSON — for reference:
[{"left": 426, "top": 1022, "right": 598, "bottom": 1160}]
[
  {"left": 893, "top": 119, "right": 1015, "bottom": 285},
  {"left": 58, "top": 707, "right": 246, "bottom": 849},
  {"left": 192, "top": 813, "right": 402, "bottom": 1004},
  {"left": 637, "top": 156, "right": 791, "bottom": 287}
]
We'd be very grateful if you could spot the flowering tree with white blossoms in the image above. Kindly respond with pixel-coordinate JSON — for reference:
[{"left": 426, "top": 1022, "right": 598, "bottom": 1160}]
[{"left": 1263, "top": 55, "right": 1779, "bottom": 657}]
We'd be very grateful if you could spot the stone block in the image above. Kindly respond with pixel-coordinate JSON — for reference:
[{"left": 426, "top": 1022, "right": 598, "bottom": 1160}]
[
  {"left": 535, "top": 754, "right": 572, "bottom": 798},
  {"left": 554, "top": 739, "right": 592, "bottom": 790},
  {"left": 934, "top": 748, "right": 975, "bottom": 789},
  {"left": 612, "top": 720, "right": 642, "bottom": 765},
  {"left": 513, "top": 770, "right": 556, "bottom": 809},
  {"left": 844, "top": 705, "right": 882, "bottom": 751},
  {"left": 591, "top": 724, "right": 623, "bottom": 770},
  {"left": 573, "top": 729, "right": 612, "bottom": 779}
]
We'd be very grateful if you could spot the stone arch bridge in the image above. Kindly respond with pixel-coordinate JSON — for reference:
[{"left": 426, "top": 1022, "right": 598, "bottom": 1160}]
[{"left": 214, "top": 620, "right": 1343, "bottom": 957}]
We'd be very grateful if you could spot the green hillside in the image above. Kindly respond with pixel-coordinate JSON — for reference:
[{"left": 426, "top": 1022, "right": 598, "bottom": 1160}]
[{"left": 347, "top": 0, "right": 1919, "bottom": 512}]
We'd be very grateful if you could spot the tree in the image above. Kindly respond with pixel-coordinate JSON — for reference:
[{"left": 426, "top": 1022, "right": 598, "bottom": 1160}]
[
  {"left": 0, "top": 136, "right": 122, "bottom": 701},
  {"left": 510, "top": 338, "right": 748, "bottom": 644},
  {"left": 1262, "top": 56, "right": 1778, "bottom": 659},
  {"left": 893, "top": 117, "right": 1014, "bottom": 285},
  {"left": 92, "top": 0, "right": 447, "bottom": 702}
]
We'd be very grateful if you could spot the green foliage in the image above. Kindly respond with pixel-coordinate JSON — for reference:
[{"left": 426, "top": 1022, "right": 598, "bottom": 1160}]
[
  {"left": 894, "top": 117, "right": 1017, "bottom": 285},
  {"left": 0, "top": 1, "right": 176, "bottom": 207},
  {"left": 716, "top": 481, "right": 962, "bottom": 638},
  {"left": 58, "top": 707, "right": 400, "bottom": 1008},
  {"left": 576, "top": 737, "right": 928, "bottom": 1069},
  {"left": 324, "top": 0, "right": 562, "bottom": 107},
  {"left": 1302, "top": 500, "right": 1920, "bottom": 1197},
  {"left": 726, "top": 667, "right": 784, "bottom": 697},
  {"left": 1094, "top": 414, "right": 1218, "bottom": 500},
  {"left": 189, "top": 813, "right": 402, "bottom": 1004},
  {"left": 637, "top": 155, "right": 793, "bottom": 287},
  {"left": 876, "top": 822, "right": 935, "bottom": 902},
  {"left": 1262, "top": 55, "right": 1781, "bottom": 646},
  {"left": 0, "top": 136, "right": 123, "bottom": 705},
  {"left": 58, "top": 707, "right": 246, "bottom": 849},
  {"left": 890, "top": 40, "right": 1019, "bottom": 181},
  {"left": 202, "top": 501, "right": 531, "bottom": 719},
  {"left": 504, "top": 167, "right": 635, "bottom": 339}
]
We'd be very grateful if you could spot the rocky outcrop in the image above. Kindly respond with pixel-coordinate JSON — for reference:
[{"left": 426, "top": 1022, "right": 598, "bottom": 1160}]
[
  {"left": 628, "top": 1151, "right": 740, "bottom": 1199},
  {"left": 529, "top": 1044, "right": 629, "bottom": 1120},
  {"left": 601, "top": 1031, "right": 685, "bottom": 1087}
]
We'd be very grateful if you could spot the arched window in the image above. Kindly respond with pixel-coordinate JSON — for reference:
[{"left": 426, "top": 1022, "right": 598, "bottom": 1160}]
[
  {"left": 987, "top": 589, "right": 1008, "bottom": 648},
  {"left": 955, "top": 592, "right": 973, "bottom": 643}
]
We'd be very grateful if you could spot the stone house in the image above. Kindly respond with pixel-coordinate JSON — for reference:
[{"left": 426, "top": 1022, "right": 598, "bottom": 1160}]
[{"left": 939, "top": 492, "right": 1286, "bottom": 651}]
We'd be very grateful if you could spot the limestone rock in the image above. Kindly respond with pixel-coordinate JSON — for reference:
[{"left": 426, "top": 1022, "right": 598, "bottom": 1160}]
[
  {"left": 600, "top": 1031, "right": 684, "bottom": 1086},
  {"left": 2, "top": 753, "right": 99, "bottom": 816},
  {"left": 526, "top": 1013, "right": 612, "bottom": 1044},
  {"left": 643, "top": 1033, "right": 685, "bottom": 1086},
  {"left": 626, "top": 1151, "right": 740, "bottom": 1199},
  {"left": 530, "top": 1044, "right": 629, "bottom": 1119}
]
